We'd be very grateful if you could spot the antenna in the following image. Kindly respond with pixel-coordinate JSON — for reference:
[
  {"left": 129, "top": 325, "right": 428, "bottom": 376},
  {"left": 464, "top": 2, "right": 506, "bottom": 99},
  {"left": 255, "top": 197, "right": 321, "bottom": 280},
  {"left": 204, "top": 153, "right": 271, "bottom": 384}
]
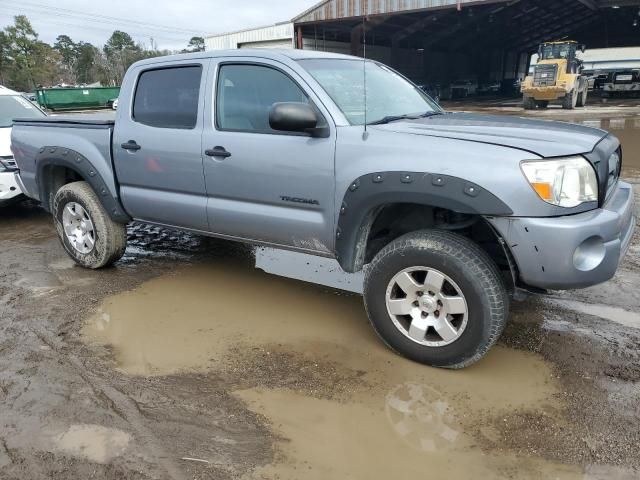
[{"left": 362, "top": 16, "right": 369, "bottom": 140}]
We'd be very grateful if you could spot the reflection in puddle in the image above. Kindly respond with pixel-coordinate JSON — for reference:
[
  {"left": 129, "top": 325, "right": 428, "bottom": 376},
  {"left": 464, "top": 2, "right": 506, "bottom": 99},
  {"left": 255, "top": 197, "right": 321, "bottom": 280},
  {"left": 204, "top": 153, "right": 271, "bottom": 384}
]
[
  {"left": 573, "top": 116, "right": 640, "bottom": 173},
  {"left": 255, "top": 247, "right": 364, "bottom": 293},
  {"left": 548, "top": 298, "right": 640, "bottom": 330},
  {"left": 385, "top": 383, "right": 460, "bottom": 453}
]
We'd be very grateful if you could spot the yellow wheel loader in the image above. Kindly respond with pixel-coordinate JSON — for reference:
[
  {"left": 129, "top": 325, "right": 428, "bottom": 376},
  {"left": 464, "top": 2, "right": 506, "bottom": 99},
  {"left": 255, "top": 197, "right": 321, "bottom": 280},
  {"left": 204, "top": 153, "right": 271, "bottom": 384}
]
[{"left": 521, "top": 41, "right": 588, "bottom": 110}]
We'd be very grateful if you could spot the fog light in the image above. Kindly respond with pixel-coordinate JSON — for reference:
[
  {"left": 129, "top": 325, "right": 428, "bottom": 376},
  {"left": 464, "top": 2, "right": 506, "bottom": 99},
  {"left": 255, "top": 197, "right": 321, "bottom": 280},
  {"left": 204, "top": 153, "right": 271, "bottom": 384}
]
[{"left": 573, "top": 236, "right": 606, "bottom": 272}]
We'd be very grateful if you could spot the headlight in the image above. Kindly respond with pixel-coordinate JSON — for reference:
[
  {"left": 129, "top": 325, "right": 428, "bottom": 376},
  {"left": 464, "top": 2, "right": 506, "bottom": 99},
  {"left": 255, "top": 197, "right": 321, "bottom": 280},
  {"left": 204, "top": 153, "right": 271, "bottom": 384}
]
[{"left": 521, "top": 156, "right": 598, "bottom": 208}]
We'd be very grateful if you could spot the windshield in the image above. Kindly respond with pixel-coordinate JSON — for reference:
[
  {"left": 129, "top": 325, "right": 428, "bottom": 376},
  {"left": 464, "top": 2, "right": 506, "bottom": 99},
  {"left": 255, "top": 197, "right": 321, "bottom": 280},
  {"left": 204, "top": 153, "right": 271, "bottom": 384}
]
[
  {"left": 540, "top": 43, "right": 575, "bottom": 61},
  {"left": 0, "top": 95, "right": 45, "bottom": 127},
  {"left": 298, "top": 59, "right": 440, "bottom": 126}
]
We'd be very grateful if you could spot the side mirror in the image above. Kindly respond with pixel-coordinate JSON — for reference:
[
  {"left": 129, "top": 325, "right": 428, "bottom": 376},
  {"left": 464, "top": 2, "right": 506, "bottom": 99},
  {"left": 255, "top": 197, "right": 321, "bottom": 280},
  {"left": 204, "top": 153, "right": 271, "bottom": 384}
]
[{"left": 269, "top": 102, "right": 318, "bottom": 134}]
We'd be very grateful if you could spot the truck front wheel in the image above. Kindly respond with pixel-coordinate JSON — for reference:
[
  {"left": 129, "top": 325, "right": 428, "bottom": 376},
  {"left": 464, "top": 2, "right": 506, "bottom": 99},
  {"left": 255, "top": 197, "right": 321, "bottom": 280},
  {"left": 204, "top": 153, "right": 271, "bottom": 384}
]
[
  {"left": 363, "top": 230, "right": 508, "bottom": 369},
  {"left": 562, "top": 89, "right": 578, "bottom": 109},
  {"left": 53, "top": 181, "right": 127, "bottom": 269},
  {"left": 523, "top": 96, "right": 536, "bottom": 110}
]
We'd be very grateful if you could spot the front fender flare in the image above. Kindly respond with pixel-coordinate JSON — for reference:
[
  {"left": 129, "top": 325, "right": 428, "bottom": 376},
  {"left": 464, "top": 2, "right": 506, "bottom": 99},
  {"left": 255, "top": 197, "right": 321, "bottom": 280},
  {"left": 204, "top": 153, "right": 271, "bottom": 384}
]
[
  {"left": 335, "top": 171, "right": 512, "bottom": 272},
  {"left": 35, "top": 146, "right": 131, "bottom": 223}
]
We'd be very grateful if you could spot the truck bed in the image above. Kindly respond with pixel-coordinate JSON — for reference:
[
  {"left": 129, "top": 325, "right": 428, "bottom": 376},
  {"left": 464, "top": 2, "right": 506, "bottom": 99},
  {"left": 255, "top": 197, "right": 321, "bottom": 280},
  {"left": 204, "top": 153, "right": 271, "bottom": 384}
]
[{"left": 11, "top": 118, "right": 121, "bottom": 219}]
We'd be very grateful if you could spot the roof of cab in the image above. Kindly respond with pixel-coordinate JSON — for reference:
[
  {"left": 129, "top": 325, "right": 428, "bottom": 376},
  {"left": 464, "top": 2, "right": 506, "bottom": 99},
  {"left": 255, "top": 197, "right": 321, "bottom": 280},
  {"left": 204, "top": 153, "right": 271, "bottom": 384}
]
[
  {"left": 132, "top": 48, "right": 360, "bottom": 68},
  {"left": 0, "top": 85, "right": 20, "bottom": 96}
]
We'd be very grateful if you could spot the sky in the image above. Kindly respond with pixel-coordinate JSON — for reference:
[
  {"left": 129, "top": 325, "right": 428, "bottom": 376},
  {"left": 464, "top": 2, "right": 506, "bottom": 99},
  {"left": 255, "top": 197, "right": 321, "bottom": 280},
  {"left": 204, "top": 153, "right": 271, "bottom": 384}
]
[{"left": 0, "top": 0, "right": 320, "bottom": 51}]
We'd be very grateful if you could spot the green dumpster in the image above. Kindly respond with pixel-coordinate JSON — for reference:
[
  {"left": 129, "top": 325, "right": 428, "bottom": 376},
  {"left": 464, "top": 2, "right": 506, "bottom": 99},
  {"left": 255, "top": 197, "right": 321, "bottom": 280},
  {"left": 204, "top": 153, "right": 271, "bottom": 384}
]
[{"left": 36, "top": 87, "right": 121, "bottom": 111}]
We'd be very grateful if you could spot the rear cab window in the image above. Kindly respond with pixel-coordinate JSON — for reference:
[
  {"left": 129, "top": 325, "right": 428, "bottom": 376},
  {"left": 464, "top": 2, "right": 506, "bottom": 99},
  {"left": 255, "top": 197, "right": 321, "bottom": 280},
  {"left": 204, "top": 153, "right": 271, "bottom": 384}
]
[{"left": 133, "top": 66, "right": 202, "bottom": 129}]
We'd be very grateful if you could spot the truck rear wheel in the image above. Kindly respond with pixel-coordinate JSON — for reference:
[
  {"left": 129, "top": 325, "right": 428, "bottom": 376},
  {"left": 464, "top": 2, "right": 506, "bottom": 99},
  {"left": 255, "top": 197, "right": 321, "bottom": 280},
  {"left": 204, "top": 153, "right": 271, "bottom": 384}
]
[
  {"left": 53, "top": 181, "right": 127, "bottom": 269},
  {"left": 363, "top": 230, "right": 508, "bottom": 369},
  {"left": 562, "top": 89, "right": 578, "bottom": 109}
]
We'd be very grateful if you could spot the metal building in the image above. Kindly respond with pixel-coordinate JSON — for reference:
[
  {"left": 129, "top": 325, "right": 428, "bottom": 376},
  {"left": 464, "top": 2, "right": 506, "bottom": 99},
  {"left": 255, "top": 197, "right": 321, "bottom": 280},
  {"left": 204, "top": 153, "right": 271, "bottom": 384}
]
[
  {"left": 207, "top": 0, "right": 640, "bottom": 88},
  {"left": 205, "top": 23, "right": 295, "bottom": 50}
]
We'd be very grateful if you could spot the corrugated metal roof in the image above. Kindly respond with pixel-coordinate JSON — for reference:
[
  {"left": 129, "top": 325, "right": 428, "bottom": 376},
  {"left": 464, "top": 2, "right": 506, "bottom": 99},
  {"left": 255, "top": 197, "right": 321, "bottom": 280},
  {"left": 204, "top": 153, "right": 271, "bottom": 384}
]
[{"left": 293, "top": 0, "right": 496, "bottom": 23}]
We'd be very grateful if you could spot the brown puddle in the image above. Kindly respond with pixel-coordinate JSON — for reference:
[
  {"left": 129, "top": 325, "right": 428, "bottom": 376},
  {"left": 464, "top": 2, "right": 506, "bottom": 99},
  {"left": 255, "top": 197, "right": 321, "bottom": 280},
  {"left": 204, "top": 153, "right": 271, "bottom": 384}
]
[{"left": 82, "top": 262, "right": 597, "bottom": 478}]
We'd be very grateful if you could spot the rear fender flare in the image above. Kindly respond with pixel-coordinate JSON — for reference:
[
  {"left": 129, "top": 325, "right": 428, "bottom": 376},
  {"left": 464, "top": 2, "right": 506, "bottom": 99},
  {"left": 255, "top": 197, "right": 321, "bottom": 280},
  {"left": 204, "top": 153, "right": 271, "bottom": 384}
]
[
  {"left": 35, "top": 146, "right": 131, "bottom": 223},
  {"left": 335, "top": 171, "right": 512, "bottom": 273}
]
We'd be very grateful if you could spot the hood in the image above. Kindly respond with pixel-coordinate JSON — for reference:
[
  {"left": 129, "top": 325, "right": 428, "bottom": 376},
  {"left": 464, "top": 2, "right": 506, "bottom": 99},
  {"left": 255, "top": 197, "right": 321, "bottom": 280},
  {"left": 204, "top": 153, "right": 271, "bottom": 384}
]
[
  {"left": 375, "top": 112, "right": 608, "bottom": 158},
  {"left": 0, "top": 127, "right": 11, "bottom": 157}
]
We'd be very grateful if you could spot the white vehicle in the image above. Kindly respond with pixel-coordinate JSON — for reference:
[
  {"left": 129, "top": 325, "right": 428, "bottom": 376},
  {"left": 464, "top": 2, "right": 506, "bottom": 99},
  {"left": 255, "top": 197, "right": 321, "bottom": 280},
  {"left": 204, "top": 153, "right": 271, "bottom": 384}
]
[{"left": 0, "top": 86, "right": 46, "bottom": 206}]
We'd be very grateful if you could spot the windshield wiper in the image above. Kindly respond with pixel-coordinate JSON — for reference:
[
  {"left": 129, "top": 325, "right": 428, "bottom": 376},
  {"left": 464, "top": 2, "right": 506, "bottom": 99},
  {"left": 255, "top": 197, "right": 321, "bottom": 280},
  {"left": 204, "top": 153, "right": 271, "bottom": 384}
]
[
  {"left": 418, "top": 111, "right": 444, "bottom": 118},
  {"left": 367, "top": 114, "right": 421, "bottom": 125},
  {"left": 367, "top": 111, "right": 443, "bottom": 125}
]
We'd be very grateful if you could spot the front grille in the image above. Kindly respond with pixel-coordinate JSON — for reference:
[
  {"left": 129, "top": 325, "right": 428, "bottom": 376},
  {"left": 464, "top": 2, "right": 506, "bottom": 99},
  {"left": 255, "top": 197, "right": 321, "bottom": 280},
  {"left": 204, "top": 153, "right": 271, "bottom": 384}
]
[{"left": 533, "top": 64, "right": 558, "bottom": 87}]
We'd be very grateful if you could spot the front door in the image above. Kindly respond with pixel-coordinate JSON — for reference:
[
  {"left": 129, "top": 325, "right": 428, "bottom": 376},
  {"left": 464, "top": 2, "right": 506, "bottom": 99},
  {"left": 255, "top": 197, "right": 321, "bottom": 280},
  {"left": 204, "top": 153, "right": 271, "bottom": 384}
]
[
  {"left": 201, "top": 59, "right": 336, "bottom": 254},
  {"left": 113, "top": 60, "right": 209, "bottom": 231}
]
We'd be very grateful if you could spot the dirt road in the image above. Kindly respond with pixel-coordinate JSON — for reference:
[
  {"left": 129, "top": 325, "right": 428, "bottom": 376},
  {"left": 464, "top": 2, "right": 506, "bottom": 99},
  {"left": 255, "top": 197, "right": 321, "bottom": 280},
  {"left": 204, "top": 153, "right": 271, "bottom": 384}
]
[{"left": 1, "top": 103, "right": 639, "bottom": 479}]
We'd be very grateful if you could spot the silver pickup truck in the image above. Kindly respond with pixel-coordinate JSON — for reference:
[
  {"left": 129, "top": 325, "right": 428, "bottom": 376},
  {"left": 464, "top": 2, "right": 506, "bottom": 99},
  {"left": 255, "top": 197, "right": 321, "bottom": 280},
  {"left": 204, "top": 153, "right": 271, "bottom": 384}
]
[{"left": 11, "top": 50, "right": 636, "bottom": 368}]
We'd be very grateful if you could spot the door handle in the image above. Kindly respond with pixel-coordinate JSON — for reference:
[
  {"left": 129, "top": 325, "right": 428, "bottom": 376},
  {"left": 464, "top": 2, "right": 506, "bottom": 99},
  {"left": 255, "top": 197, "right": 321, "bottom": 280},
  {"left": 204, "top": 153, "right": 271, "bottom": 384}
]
[
  {"left": 121, "top": 140, "right": 141, "bottom": 151},
  {"left": 205, "top": 146, "right": 231, "bottom": 158}
]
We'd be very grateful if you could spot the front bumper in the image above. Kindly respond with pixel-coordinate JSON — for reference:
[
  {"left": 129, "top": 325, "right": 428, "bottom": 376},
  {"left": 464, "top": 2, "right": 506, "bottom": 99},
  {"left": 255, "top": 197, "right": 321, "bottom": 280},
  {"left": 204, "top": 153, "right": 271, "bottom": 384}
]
[
  {"left": 488, "top": 181, "right": 636, "bottom": 290},
  {"left": 0, "top": 171, "right": 24, "bottom": 205}
]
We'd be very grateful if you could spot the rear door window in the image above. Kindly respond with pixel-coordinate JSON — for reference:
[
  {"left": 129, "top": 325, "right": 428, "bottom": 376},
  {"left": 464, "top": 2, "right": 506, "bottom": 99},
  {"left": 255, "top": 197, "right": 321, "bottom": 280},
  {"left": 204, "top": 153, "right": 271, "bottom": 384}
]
[{"left": 133, "top": 66, "right": 202, "bottom": 129}]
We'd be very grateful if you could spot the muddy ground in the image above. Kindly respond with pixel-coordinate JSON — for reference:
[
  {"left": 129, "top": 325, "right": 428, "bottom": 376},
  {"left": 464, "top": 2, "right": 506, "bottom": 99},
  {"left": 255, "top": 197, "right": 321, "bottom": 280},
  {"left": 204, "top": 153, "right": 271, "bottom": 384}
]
[{"left": 1, "top": 101, "right": 640, "bottom": 479}]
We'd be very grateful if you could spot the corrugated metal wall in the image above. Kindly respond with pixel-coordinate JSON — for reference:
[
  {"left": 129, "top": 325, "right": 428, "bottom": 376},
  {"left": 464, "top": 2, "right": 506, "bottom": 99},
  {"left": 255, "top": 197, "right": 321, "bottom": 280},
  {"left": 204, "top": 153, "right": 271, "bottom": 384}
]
[
  {"left": 294, "top": 0, "right": 493, "bottom": 23},
  {"left": 206, "top": 23, "right": 294, "bottom": 50}
]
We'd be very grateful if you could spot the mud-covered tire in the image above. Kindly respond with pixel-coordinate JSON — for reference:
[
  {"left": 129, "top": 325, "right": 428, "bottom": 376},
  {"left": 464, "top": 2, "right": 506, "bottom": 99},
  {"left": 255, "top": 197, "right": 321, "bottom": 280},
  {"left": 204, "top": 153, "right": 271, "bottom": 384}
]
[
  {"left": 562, "top": 89, "right": 577, "bottom": 109},
  {"left": 523, "top": 96, "right": 536, "bottom": 110},
  {"left": 363, "top": 230, "right": 509, "bottom": 369},
  {"left": 53, "top": 181, "right": 127, "bottom": 269}
]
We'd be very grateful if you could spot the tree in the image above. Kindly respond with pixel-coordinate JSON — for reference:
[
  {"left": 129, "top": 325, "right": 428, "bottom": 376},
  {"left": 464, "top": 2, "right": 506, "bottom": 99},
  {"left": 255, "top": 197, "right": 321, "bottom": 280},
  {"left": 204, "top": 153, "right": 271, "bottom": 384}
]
[
  {"left": 53, "top": 34, "right": 78, "bottom": 83},
  {"left": 75, "top": 42, "right": 98, "bottom": 84},
  {"left": 104, "top": 30, "right": 137, "bottom": 57},
  {"left": 187, "top": 36, "right": 205, "bottom": 52},
  {"left": 4, "top": 15, "right": 39, "bottom": 90},
  {"left": 0, "top": 31, "right": 10, "bottom": 85},
  {"left": 102, "top": 30, "right": 142, "bottom": 85}
]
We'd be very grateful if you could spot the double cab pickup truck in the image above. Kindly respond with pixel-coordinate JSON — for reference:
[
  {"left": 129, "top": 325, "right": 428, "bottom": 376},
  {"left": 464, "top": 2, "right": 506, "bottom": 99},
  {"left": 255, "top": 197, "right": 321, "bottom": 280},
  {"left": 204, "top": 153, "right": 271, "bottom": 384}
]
[{"left": 11, "top": 50, "right": 636, "bottom": 368}]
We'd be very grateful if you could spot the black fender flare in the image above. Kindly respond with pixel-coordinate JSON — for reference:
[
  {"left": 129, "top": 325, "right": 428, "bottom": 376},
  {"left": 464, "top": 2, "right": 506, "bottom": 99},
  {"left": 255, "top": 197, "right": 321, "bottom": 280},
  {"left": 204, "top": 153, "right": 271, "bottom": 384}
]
[
  {"left": 335, "top": 171, "right": 512, "bottom": 273},
  {"left": 35, "top": 146, "right": 131, "bottom": 223}
]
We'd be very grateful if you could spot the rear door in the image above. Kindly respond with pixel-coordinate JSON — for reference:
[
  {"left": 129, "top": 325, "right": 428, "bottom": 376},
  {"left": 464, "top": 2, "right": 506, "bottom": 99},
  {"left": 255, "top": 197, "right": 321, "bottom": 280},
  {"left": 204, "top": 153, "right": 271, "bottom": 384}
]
[
  {"left": 113, "top": 59, "right": 209, "bottom": 231},
  {"left": 201, "top": 58, "right": 337, "bottom": 254}
]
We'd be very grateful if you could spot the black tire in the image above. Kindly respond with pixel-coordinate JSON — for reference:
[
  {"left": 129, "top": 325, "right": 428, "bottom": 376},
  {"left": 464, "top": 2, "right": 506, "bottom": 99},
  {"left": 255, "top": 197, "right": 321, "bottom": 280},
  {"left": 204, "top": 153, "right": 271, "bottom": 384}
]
[
  {"left": 576, "top": 88, "right": 588, "bottom": 107},
  {"left": 562, "top": 89, "right": 577, "bottom": 109},
  {"left": 363, "top": 230, "right": 508, "bottom": 369},
  {"left": 535, "top": 100, "right": 549, "bottom": 109},
  {"left": 53, "top": 181, "right": 127, "bottom": 269},
  {"left": 523, "top": 96, "right": 536, "bottom": 110}
]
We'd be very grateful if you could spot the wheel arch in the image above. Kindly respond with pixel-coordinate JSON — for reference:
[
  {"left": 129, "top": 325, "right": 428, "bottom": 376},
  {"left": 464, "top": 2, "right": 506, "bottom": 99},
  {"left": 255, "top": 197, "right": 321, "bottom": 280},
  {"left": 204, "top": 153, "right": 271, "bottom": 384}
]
[
  {"left": 35, "top": 147, "right": 130, "bottom": 224},
  {"left": 335, "top": 171, "right": 514, "bottom": 279}
]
